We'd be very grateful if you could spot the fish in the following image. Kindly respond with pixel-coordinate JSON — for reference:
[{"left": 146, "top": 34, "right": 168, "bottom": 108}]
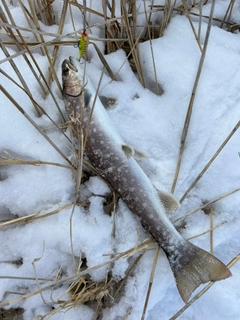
[{"left": 61, "top": 56, "right": 231, "bottom": 303}]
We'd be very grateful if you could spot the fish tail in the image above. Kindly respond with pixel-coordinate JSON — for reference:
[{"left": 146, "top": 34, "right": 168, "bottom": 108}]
[{"left": 167, "top": 241, "right": 231, "bottom": 303}]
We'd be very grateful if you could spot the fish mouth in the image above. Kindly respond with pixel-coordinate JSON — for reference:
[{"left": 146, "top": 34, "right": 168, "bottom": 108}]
[
  {"left": 62, "top": 58, "right": 78, "bottom": 76},
  {"left": 69, "top": 56, "right": 79, "bottom": 71}
]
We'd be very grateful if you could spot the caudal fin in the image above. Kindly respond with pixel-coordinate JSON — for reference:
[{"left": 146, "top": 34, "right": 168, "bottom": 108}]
[{"left": 167, "top": 241, "right": 231, "bottom": 303}]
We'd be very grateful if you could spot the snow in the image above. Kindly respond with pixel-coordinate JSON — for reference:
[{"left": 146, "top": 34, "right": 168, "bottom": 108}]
[{"left": 1, "top": 1, "right": 240, "bottom": 319}]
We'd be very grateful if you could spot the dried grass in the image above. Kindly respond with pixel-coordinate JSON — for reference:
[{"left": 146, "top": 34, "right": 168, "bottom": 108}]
[
  {"left": 34, "top": 0, "right": 55, "bottom": 26},
  {"left": 0, "top": 307, "right": 24, "bottom": 320},
  {"left": 0, "top": 0, "right": 239, "bottom": 319},
  {"left": 171, "top": 0, "right": 216, "bottom": 194}
]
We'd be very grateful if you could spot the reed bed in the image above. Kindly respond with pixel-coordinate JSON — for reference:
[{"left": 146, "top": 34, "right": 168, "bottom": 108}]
[{"left": 0, "top": 0, "right": 239, "bottom": 319}]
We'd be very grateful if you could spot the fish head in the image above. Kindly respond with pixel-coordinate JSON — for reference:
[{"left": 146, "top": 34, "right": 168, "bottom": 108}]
[{"left": 62, "top": 56, "right": 86, "bottom": 96}]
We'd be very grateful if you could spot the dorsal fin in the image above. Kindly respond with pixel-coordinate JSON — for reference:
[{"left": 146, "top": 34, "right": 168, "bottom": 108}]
[{"left": 156, "top": 189, "right": 180, "bottom": 216}]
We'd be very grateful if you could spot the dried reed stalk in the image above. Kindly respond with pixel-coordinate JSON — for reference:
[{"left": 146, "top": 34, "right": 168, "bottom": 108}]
[
  {"left": 171, "top": 0, "right": 216, "bottom": 194},
  {"left": 180, "top": 121, "right": 240, "bottom": 203},
  {"left": 158, "top": 0, "right": 176, "bottom": 37},
  {"left": 34, "top": 0, "right": 55, "bottom": 26},
  {"left": 0, "top": 1, "right": 238, "bottom": 318}
]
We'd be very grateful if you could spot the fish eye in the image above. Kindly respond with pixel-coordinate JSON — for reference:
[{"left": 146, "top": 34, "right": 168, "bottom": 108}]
[{"left": 62, "top": 67, "right": 69, "bottom": 76}]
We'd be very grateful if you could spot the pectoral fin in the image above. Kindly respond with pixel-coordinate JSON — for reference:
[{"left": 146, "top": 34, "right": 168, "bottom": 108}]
[
  {"left": 122, "top": 145, "right": 147, "bottom": 160},
  {"left": 122, "top": 145, "right": 135, "bottom": 159},
  {"left": 133, "top": 149, "right": 147, "bottom": 159},
  {"left": 157, "top": 189, "right": 180, "bottom": 216}
]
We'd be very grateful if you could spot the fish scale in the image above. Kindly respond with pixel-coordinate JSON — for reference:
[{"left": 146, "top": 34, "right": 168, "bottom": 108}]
[{"left": 62, "top": 56, "right": 231, "bottom": 303}]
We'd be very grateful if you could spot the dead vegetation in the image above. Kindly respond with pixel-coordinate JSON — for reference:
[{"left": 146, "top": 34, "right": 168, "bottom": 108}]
[{"left": 0, "top": 0, "right": 240, "bottom": 319}]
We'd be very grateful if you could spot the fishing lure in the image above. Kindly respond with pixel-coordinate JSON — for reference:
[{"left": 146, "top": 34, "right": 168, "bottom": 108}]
[{"left": 77, "top": 30, "right": 89, "bottom": 59}]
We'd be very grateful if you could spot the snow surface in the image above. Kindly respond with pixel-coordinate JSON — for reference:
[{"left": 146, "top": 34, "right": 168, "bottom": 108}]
[{"left": 0, "top": 1, "right": 240, "bottom": 319}]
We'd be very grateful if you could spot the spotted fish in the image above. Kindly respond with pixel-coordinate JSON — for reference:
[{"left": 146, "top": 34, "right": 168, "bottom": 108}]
[{"left": 62, "top": 56, "right": 231, "bottom": 303}]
